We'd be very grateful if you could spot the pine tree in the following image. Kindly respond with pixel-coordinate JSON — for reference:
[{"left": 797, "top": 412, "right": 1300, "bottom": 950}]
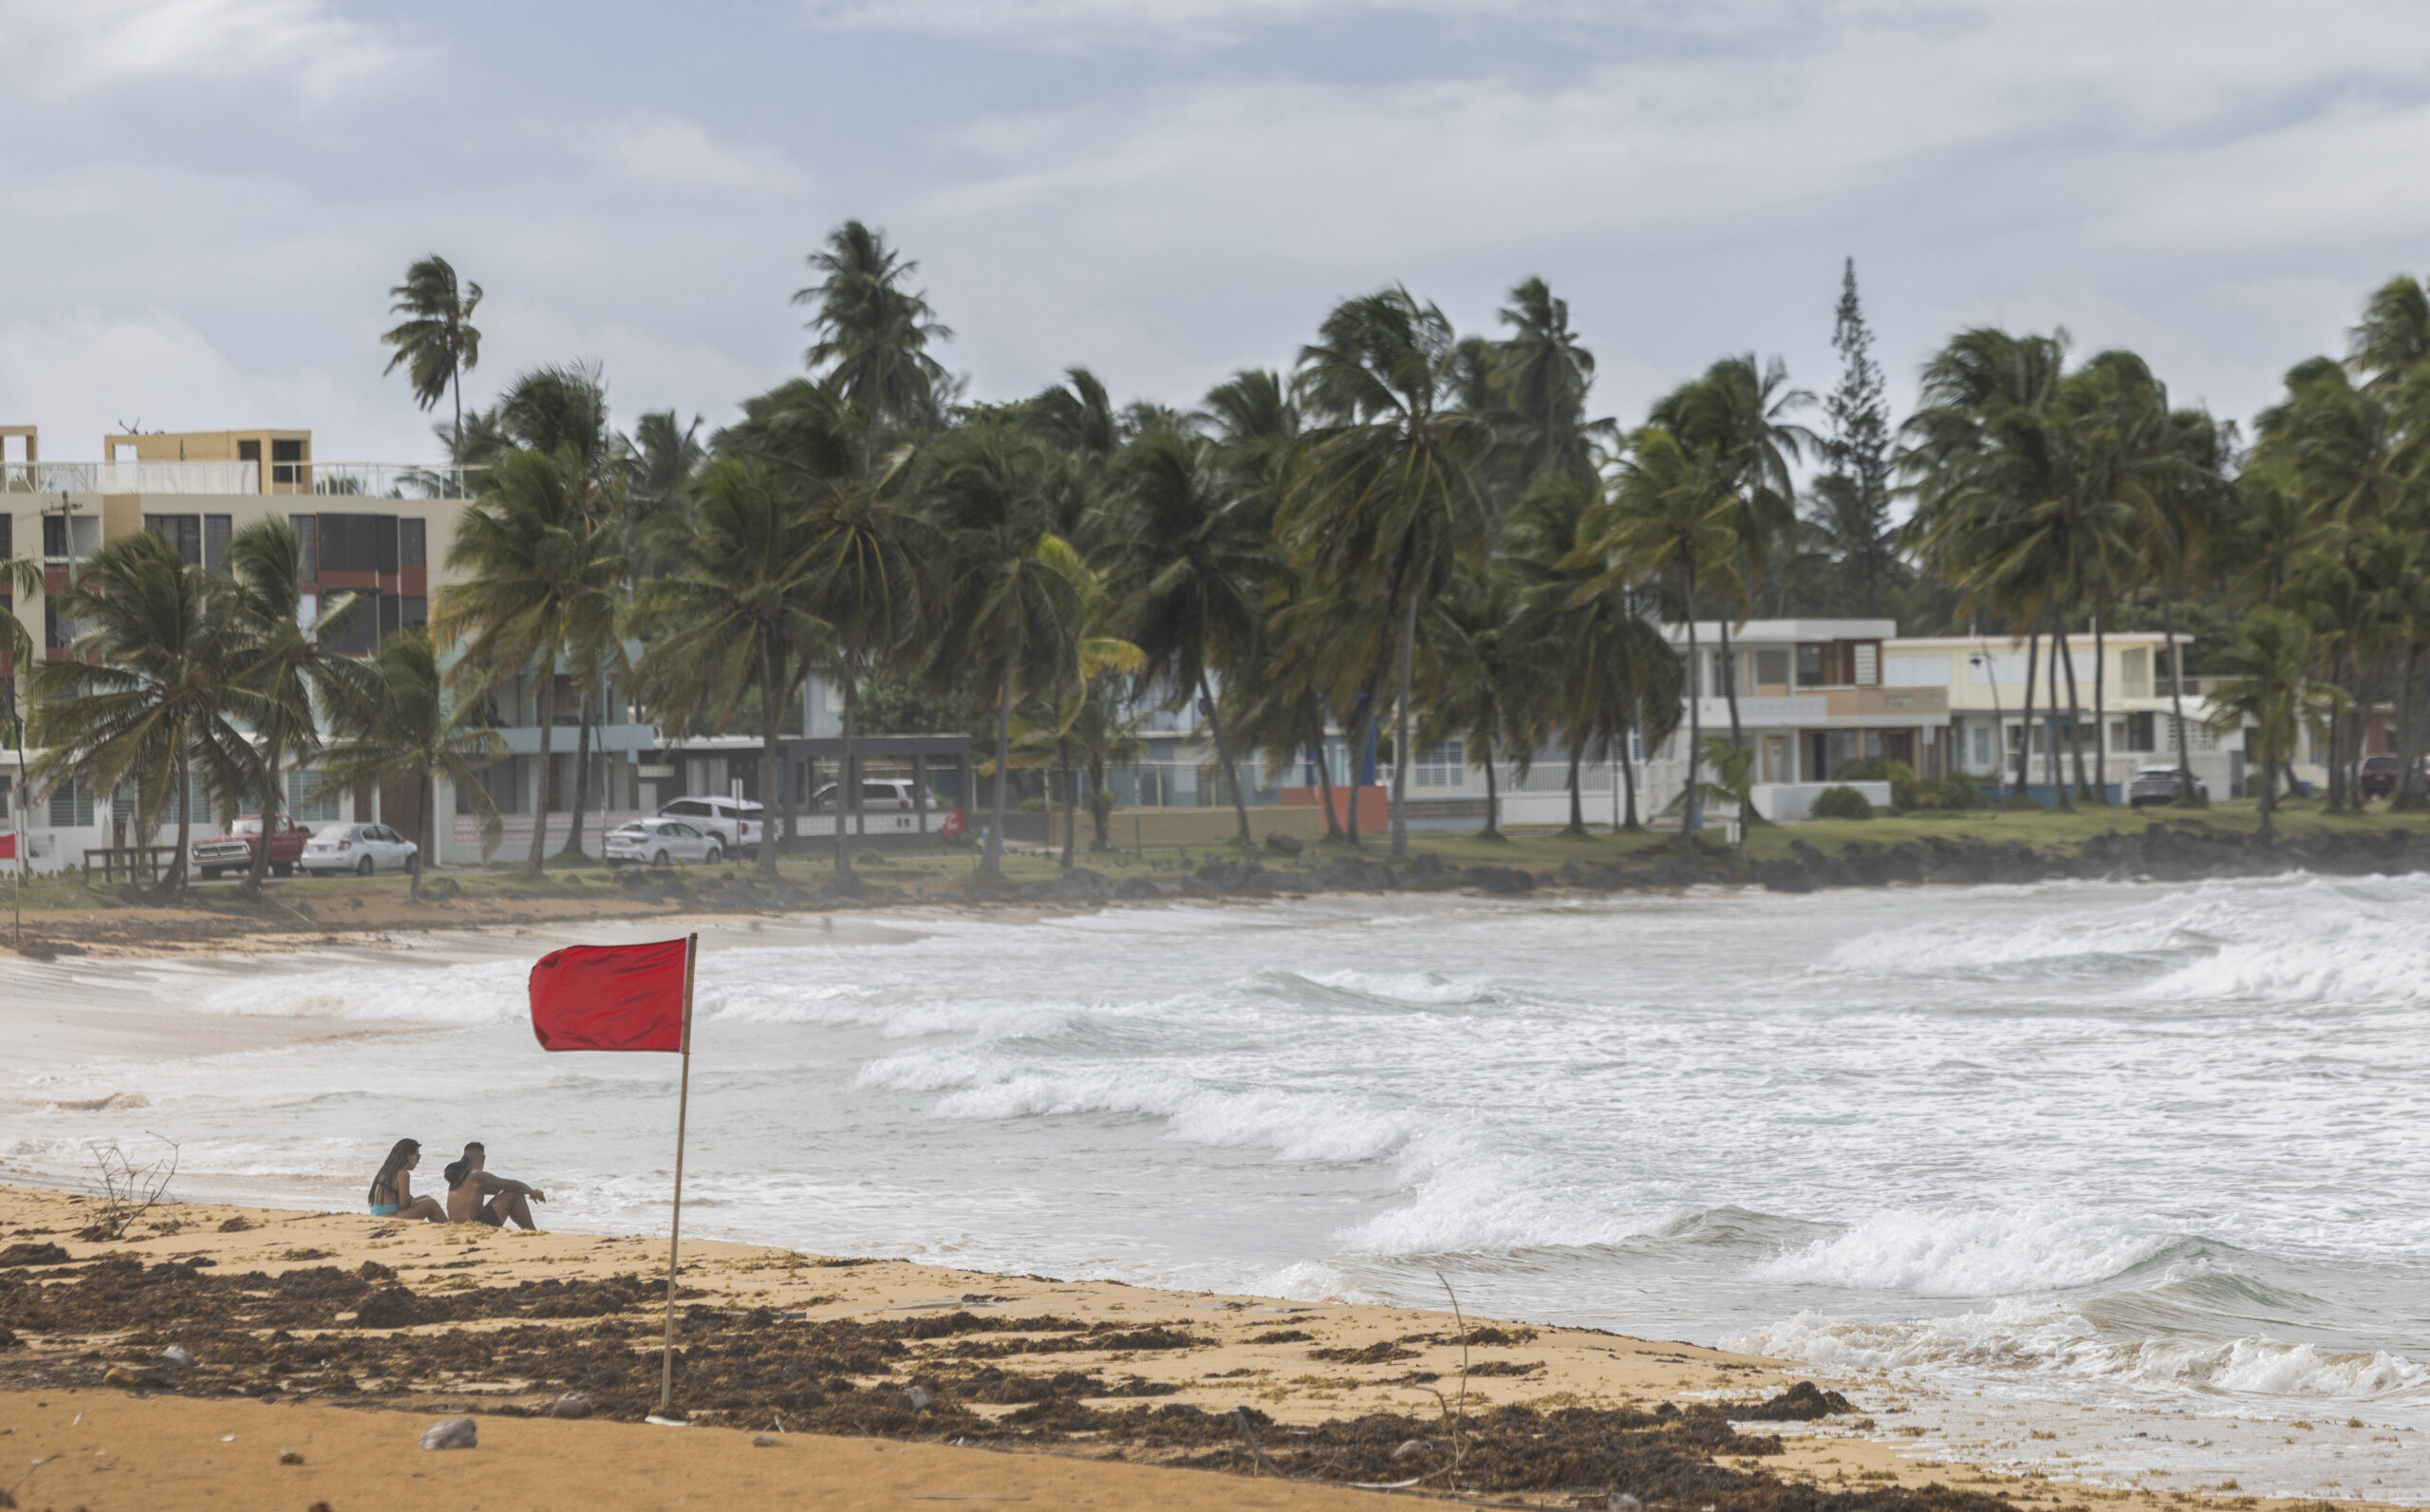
[{"left": 1817, "top": 258, "right": 1896, "bottom": 614}]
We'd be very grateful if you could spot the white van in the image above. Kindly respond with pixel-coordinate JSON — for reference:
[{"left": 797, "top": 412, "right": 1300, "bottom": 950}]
[{"left": 656, "top": 795, "right": 765, "bottom": 857}]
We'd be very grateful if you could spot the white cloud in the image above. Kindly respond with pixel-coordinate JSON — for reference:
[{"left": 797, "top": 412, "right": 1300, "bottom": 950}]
[
  {"left": 0, "top": 0, "right": 417, "bottom": 102},
  {"left": 590, "top": 113, "right": 808, "bottom": 194},
  {"left": 796, "top": 0, "right": 1543, "bottom": 46}
]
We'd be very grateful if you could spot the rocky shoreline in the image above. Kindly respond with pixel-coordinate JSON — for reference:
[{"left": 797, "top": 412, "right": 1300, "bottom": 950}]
[{"left": 1015, "top": 822, "right": 2430, "bottom": 905}]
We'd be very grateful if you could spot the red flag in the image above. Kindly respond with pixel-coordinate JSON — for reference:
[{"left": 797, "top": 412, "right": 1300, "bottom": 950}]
[
  {"left": 0, "top": 832, "right": 15, "bottom": 862},
  {"left": 529, "top": 938, "right": 691, "bottom": 1052}
]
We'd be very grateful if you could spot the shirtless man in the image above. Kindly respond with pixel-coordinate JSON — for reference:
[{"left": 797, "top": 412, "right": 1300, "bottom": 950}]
[{"left": 440, "top": 1142, "right": 547, "bottom": 1229}]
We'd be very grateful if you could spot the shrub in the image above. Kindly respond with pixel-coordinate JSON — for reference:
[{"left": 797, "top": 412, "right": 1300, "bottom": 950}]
[
  {"left": 1809, "top": 785, "right": 1876, "bottom": 821},
  {"left": 1926, "top": 772, "right": 1989, "bottom": 811},
  {"left": 1834, "top": 756, "right": 1919, "bottom": 810}
]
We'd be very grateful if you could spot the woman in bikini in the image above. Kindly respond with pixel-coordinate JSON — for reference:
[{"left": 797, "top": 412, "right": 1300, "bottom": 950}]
[{"left": 366, "top": 1139, "right": 444, "bottom": 1222}]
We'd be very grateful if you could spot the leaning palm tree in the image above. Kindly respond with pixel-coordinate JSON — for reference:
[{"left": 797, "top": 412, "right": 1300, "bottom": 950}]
[
  {"left": 1696, "top": 735, "right": 1761, "bottom": 865},
  {"left": 435, "top": 447, "right": 627, "bottom": 872},
  {"left": 313, "top": 629, "right": 508, "bottom": 900},
  {"left": 1570, "top": 425, "right": 1739, "bottom": 841},
  {"left": 28, "top": 532, "right": 254, "bottom": 896},
  {"left": 1030, "top": 535, "right": 1146, "bottom": 868},
  {"left": 1101, "top": 429, "right": 1271, "bottom": 849},
  {"left": 1417, "top": 564, "right": 1549, "bottom": 840},
  {"left": 225, "top": 518, "right": 365, "bottom": 898},
  {"left": 794, "top": 220, "right": 957, "bottom": 431},
  {"left": 631, "top": 458, "right": 830, "bottom": 878},
  {"left": 2205, "top": 607, "right": 2344, "bottom": 843},
  {"left": 1286, "top": 288, "right": 1491, "bottom": 859},
  {"left": 381, "top": 255, "right": 483, "bottom": 472}
]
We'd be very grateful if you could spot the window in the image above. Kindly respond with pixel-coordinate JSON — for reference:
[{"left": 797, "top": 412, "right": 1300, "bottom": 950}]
[
  {"left": 1970, "top": 726, "right": 1991, "bottom": 768},
  {"left": 0, "top": 773, "right": 9, "bottom": 820},
  {"left": 1413, "top": 740, "right": 1465, "bottom": 789},
  {"left": 48, "top": 775, "right": 95, "bottom": 828},
  {"left": 288, "top": 770, "right": 341, "bottom": 822},
  {"left": 271, "top": 438, "right": 306, "bottom": 485},
  {"left": 145, "top": 513, "right": 202, "bottom": 566},
  {"left": 1853, "top": 643, "right": 1879, "bottom": 687},
  {"left": 203, "top": 514, "right": 231, "bottom": 575},
  {"left": 400, "top": 517, "right": 426, "bottom": 569},
  {"left": 666, "top": 799, "right": 708, "bottom": 817},
  {"left": 290, "top": 514, "right": 318, "bottom": 580},
  {"left": 400, "top": 595, "right": 426, "bottom": 631},
  {"left": 0, "top": 514, "right": 9, "bottom": 557},
  {"left": 1755, "top": 649, "right": 1789, "bottom": 689},
  {"left": 1796, "top": 644, "right": 1823, "bottom": 688}
]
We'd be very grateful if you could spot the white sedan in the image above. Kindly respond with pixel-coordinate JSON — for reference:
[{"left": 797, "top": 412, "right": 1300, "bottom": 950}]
[
  {"left": 301, "top": 823, "right": 420, "bottom": 877},
  {"left": 606, "top": 818, "right": 724, "bottom": 868}
]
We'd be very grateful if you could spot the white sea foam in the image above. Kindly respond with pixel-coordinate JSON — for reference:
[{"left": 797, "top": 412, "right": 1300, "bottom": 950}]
[{"left": 1750, "top": 1206, "right": 2180, "bottom": 1296}]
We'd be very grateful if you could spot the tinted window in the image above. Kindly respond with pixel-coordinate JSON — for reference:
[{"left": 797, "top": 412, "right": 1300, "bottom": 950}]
[{"left": 665, "top": 800, "right": 707, "bottom": 816}]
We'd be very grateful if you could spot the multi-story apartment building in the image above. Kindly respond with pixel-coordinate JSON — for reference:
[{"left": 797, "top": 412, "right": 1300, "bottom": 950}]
[{"left": 2, "top": 425, "right": 489, "bottom": 870}]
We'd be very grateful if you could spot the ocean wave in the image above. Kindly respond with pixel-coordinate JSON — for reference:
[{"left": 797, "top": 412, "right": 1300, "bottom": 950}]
[
  {"left": 1736, "top": 1303, "right": 2430, "bottom": 1405},
  {"left": 855, "top": 1050, "right": 1426, "bottom": 1165},
  {"left": 1750, "top": 1205, "right": 2183, "bottom": 1296},
  {"left": 1274, "top": 968, "right": 1505, "bottom": 1007}
]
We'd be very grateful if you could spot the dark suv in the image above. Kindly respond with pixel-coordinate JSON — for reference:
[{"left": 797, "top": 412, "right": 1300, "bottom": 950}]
[
  {"left": 2356, "top": 754, "right": 2402, "bottom": 799},
  {"left": 2128, "top": 766, "right": 2208, "bottom": 808}
]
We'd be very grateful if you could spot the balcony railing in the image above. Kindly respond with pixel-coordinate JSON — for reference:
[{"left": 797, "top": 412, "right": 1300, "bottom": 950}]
[{"left": 0, "top": 460, "right": 486, "bottom": 498}]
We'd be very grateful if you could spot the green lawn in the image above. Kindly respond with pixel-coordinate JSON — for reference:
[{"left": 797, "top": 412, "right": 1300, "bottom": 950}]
[{"left": 5, "top": 795, "right": 2424, "bottom": 923}]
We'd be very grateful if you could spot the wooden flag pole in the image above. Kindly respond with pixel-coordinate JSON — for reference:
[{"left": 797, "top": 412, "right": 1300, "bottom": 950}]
[{"left": 658, "top": 931, "right": 699, "bottom": 1416}]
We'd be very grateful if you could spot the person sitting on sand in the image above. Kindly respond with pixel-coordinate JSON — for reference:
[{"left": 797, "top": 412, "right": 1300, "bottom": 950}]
[
  {"left": 366, "top": 1138, "right": 444, "bottom": 1222},
  {"left": 440, "top": 1141, "right": 547, "bottom": 1229}
]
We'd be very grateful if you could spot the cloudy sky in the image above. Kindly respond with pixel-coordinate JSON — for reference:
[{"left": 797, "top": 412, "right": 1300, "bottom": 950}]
[{"left": 3, "top": 0, "right": 2426, "bottom": 462}]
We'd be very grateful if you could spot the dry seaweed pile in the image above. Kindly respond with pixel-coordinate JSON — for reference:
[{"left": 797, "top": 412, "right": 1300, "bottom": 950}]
[{"left": 2, "top": 1258, "right": 2003, "bottom": 1510}]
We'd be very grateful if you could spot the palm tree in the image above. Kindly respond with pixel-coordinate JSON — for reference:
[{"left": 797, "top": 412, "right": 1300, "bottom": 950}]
[
  {"left": 1494, "top": 277, "right": 1607, "bottom": 481},
  {"left": 435, "top": 448, "right": 627, "bottom": 872},
  {"left": 1102, "top": 429, "right": 1270, "bottom": 849},
  {"left": 1417, "top": 565, "right": 1549, "bottom": 839},
  {"left": 2349, "top": 274, "right": 2430, "bottom": 391},
  {"left": 631, "top": 458, "right": 830, "bottom": 878},
  {"left": 1696, "top": 735, "right": 1759, "bottom": 864},
  {"left": 920, "top": 424, "right": 1085, "bottom": 872},
  {"left": 381, "top": 255, "right": 483, "bottom": 473},
  {"left": 1030, "top": 535, "right": 1145, "bottom": 868},
  {"left": 1571, "top": 425, "right": 1738, "bottom": 840},
  {"left": 2, "top": 554, "right": 40, "bottom": 905},
  {"left": 1652, "top": 355, "right": 1815, "bottom": 756},
  {"left": 314, "top": 629, "right": 508, "bottom": 900},
  {"left": 28, "top": 532, "right": 253, "bottom": 896},
  {"left": 792, "top": 432, "right": 931, "bottom": 884},
  {"left": 2206, "top": 607, "right": 2344, "bottom": 842},
  {"left": 1287, "top": 289, "right": 1491, "bottom": 859},
  {"left": 794, "top": 220, "right": 956, "bottom": 431},
  {"left": 225, "top": 518, "right": 364, "bottom": 897}
]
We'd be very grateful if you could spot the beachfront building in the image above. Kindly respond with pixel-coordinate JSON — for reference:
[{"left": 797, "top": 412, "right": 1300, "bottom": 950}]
[
  {"left": 2, "top": 424, "right": 485, "bottom": 873},
  {"left": 1886, "top": 631, "right": 2318, "bottom": 802}
]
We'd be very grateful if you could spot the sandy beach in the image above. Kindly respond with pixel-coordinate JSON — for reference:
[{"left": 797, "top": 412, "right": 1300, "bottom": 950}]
[{"left": 3, "top": 1180, "right": 2364, "bottom": 1512}]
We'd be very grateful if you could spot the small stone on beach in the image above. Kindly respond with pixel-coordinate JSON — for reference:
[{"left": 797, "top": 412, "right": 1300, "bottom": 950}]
[
  {"left": 160, "top": 1345, "right": 193, "bottom": 1369},
  {"left": 420, "top": 1416, "right": 477, "bottom": 1451},
  {"left": 753, "top": 1434, "right": 778, "bottom": 1447},
  {"left": 547, "top": 1392, "right": 592, "bottom": 1419},
  {"left": 280, "top": 1449, "right": 305, "bottom": 1465}
]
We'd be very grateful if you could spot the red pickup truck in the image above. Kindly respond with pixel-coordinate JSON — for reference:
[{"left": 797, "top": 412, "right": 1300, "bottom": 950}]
[{"left": 192, "top": 814, "right": 313, "bottom": 881}]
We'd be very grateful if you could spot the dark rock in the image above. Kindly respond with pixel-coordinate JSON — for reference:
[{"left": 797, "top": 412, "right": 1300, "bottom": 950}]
[
  {"left": 548, "top": 1391, "right": 593, "bottom": 1419},
  {"left": 1113, "top": 876, "right": 1164, "bottom": 900},
  {"left": 1730, "top": 1380, "right": 1854, "bottom": 1420},
  {"left": 1262, "top": 832, "right": 1304, "bottom": 856},
  {"left": 1020, "top": 868, "right": 1115, "bottom": 904},
  {"left": 280, "top": 1449, "right": 306, "bottom": 1465},
  {"left": 1185, "top": 858, "right": 1269, "bottom": 897},
  {"left": 1463, "top": 866, "right": 1534, "bottom": 895},
  {"left": 1306, "top": 857, "right": 1396, "bottom": 891}
]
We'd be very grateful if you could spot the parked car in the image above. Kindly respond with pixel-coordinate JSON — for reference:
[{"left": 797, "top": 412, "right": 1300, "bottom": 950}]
[
  {"left": 656, "top": 795, "right": 763, "bottom": 857},
  {"left": 192, "top": 813, "right": 312, "bottom": 881},
  {"left": 300, "top": 823, "right": 419, "bottom": 877},
  {"left": 810, "top": 778, "right": 941, "bottom": 813},
  {"left": 2356, "top": 754, "right": 2402, "bottom": 799},
  {"left": 2127, "top": 766, "right": 2209, "bottom": 808},
  {"left": 606, "top": 817, "right": 723, "bottom": 868}
]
